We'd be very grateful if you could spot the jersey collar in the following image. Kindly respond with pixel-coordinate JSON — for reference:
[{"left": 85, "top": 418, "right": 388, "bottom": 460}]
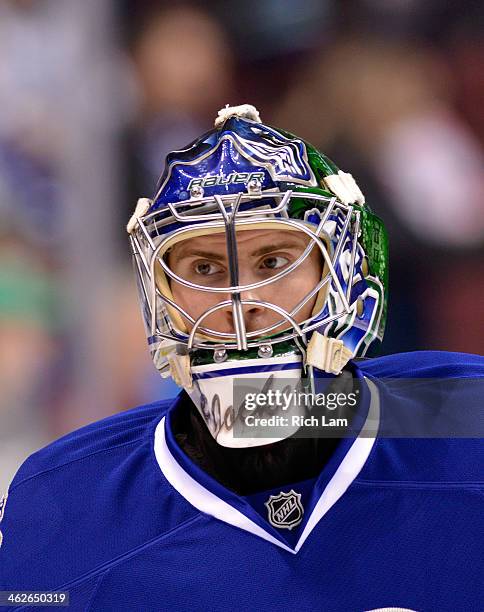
[{"left": 153, "top": 371, "right": 380, "bottom": 554}]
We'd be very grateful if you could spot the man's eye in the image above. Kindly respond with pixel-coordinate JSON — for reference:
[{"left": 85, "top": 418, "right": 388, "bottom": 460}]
[
  {"left": 194, "top": 261, "right": 223, "bottom": 276},
  {"left": 260, "top": 255, "right": 290, "bottom": 270}
]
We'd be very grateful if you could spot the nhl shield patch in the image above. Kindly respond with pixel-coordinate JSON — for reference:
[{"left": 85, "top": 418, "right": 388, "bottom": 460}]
[{"left": 265, "top": 490, "right": 304, "bottom": 530}]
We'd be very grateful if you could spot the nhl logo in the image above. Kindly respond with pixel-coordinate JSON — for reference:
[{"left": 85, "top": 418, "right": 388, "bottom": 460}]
[{"left": 265, "top": 490, "right": 304, "bottom": 530}]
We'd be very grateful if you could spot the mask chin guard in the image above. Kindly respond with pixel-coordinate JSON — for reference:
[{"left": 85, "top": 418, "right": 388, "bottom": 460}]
[{"left": 166, "top": 332, "right": 352, "bottom": 391}]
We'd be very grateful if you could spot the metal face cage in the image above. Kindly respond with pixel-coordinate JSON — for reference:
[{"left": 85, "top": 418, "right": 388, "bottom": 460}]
[{"left": 129, "top": 188, "right": 366, "bottom": 374}]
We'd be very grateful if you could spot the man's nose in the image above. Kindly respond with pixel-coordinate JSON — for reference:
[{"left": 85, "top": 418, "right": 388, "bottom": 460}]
[
  {"left": 241, "top": 289, "right": 267, "bottom": 316},
  {"left": 223, "top": 286, "right": 270, "bottom": 333}
]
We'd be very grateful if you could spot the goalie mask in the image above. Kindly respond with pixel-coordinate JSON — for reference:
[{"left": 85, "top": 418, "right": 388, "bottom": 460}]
[{"left": 128, "top": 104, "right": 388, "bottom": 448}]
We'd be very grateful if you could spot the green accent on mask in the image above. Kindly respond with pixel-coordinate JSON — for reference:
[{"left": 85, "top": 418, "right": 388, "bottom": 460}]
[
  {"left": 360, "top": 208, "right": 389, "bottom": 340},
  {"left": 190, "top": 340, "right": 301, "bottom": 367}
]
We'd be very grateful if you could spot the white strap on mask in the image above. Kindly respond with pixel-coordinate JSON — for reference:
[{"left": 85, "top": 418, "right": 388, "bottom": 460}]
[{"left": 306, "top": 332, "right": 353, "bottom": 375}]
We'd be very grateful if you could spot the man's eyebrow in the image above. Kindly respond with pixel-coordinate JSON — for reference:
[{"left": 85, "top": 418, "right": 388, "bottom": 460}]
[
  {"left": 170, "top": 249, "right": 226, "bottom": 263},
  {"left": 250, "top": 240, "right": 308, "bottom": 257},
  {"left": 170, "top": 239, "right": 308, "bottom": 263}
]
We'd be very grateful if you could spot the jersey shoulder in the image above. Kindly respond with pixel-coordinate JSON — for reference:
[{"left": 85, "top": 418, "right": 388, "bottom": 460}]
[
  {"left": 357, "top": 350, "right": 484, "bottom": 379},
  {"left": 11, "top": 396, "right": 176, "bottom": 487},
  {"left": 0, "top": 392, "right": 200, "bottom": 592},
  {"left": 358, "top": 351, "right": 484, "bottom": 484}
]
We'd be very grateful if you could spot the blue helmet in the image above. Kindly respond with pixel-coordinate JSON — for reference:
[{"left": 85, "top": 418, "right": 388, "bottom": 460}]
[{"left": 128, "top": 105, "right": 388, "bottom": 447}]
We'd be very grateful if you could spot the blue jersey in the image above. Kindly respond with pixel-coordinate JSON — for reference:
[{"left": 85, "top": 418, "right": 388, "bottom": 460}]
[{"left": 1, "top": 351, "right": 483, "bottom": 611}]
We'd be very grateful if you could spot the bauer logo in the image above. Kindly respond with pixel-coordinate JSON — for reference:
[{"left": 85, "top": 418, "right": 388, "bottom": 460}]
[{"left": 188, "top": 171, "right": 265, "bottom": 190}]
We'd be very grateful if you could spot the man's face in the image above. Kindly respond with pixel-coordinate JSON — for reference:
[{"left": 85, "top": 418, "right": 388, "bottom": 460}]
[{"left": 166, "top": 228, "right": 323, "bottom": 337}]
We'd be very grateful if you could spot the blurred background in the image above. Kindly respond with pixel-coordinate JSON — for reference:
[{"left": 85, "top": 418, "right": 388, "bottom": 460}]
[{"left": 1, "top": 0, "right": 483, "bottom": 491}]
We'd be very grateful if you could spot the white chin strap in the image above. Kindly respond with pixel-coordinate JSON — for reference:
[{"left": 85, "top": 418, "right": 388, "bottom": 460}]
[{"left": 305, "top": 333, "right": 353, "bottom": 375}]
